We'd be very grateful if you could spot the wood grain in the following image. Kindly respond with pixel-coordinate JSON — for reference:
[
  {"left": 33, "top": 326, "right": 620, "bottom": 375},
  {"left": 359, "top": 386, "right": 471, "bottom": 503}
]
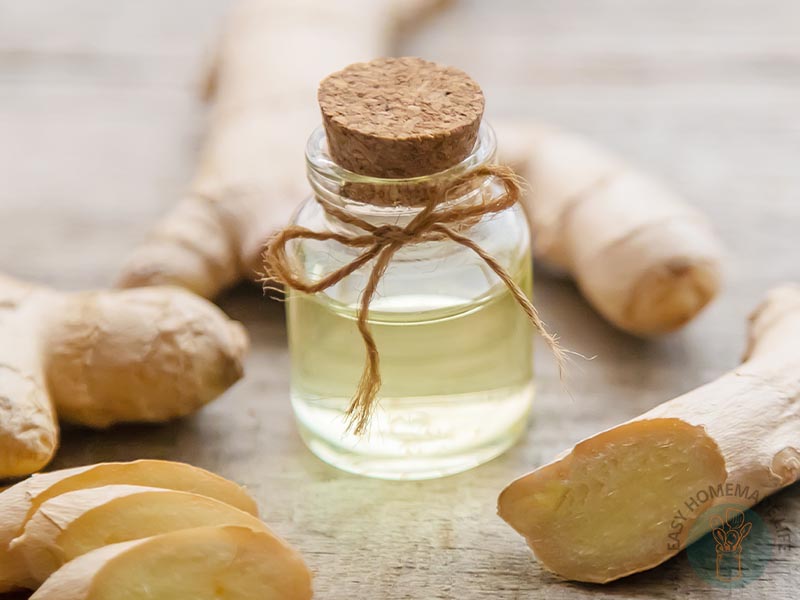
[{"left": 0, "top": 0, "right": 798, "bottom": 598}]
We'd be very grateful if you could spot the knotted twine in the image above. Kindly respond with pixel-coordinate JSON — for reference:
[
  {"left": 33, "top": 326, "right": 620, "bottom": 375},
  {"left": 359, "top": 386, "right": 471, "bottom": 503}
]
[{"left": 263, "top": 164, "right": 565, "bottom": 434}]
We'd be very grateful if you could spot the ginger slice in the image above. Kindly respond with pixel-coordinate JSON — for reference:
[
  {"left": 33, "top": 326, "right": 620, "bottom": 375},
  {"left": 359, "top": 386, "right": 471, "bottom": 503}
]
[
  {"left": 499, "top": 418, "right": 726, "bottom": 582},
  {"left": 499, "top": 284, "right": 800, "bottom": 582},
  {"left": 11, "top": 484, "right": 271, "bottom": 588},
  {"left": 29, "top": 526, "right": 313, "bottom": 600},
  {"left": 0, "top": 460, "right": 258, "bottom": 592}
]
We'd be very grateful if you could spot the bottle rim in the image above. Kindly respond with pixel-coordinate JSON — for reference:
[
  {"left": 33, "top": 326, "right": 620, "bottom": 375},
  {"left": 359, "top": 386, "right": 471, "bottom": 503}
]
[{"left": 305, "top": 122, "right": 497, "bottom": 216}]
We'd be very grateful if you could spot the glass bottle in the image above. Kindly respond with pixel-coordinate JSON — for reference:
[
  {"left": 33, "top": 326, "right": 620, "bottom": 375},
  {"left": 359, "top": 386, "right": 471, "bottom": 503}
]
[{"left": 277, "top": 58, "right": 535, "bottom": 480}]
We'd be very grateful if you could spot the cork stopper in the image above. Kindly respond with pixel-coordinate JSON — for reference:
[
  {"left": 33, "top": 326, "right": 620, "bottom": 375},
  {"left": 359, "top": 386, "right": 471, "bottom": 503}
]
[{"left": 318, "top": 57, "right": 485, "bottom": 179}]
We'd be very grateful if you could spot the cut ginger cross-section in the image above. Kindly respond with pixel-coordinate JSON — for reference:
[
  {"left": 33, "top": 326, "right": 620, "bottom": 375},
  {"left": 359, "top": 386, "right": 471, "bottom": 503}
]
[
  {"left": 498, "top": 284, "right": 800, "bottom": 583},
  {"left": 499, "top": 418, "right": 726, "bottom": 582},
  {"left": 29, "top": 526, "right": 313, "bottom": 600},
  {"left": 0, "top": 460, "right": 258, "bottom": 592},
  {"left": 10, "top": 485, "right": 271, "bottom": 588}
]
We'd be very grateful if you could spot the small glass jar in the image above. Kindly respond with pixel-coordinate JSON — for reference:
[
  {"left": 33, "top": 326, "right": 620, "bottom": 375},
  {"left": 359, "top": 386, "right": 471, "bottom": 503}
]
[{"left": 284, "top": 122, "right": 535, "bottom": 480}]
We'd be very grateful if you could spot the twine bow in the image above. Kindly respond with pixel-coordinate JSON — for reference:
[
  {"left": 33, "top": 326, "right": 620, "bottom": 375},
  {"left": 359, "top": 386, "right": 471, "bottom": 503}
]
[{"left": 264, "top": 164, "right": 564, "bottom": 434}]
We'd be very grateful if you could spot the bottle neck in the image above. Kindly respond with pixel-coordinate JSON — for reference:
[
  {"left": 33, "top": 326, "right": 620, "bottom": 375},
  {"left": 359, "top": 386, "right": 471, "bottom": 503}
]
[{"left": 305, "top": 122, "right": 498, "bottom": 229}]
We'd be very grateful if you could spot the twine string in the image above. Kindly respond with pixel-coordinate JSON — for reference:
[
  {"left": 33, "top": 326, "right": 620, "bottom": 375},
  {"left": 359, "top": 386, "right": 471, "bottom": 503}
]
[{"left": 263, "top": 164, "right": 564, "bottom": 434}]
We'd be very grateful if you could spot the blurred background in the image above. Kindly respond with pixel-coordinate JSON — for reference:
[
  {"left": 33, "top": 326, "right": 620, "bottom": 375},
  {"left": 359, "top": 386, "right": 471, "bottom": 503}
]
[
  {"left": 0, "top": 1, "right": 798, "bottom": 598},
  {"left": 1, "top": 0, "right": 798, "bottom": 294},
  {"left": 2, "top": 0, "right": 798, "bottom": 373}
]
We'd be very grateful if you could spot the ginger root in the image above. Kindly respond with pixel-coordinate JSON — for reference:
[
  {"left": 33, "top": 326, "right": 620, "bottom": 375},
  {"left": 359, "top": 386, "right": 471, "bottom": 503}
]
[
  {"left": 11, "top": 484, "right": 270, "bottom": 588},
  {"left": 0, "top": 460, "right": 259, "bottom": 592},
  {"left": 117, "top": 0, "right": 450, "bottom": 297},
  {"left": 0, "top": 274, "right": 248, "bottom": 479},
  {"left": 498, "top": 284, "right": 800, "bottom": 582},
  {"left": 496, "top": 121, "right": 723, "bottom": 335},
  {"left": 117, "top": 0, "right": 721, "bottom": 338},
  {"left": 29, "top": 526, "right": 313, "bottom": 600},
  {"left": 0, "top": 276, "right": 59, "bottom": 478}
]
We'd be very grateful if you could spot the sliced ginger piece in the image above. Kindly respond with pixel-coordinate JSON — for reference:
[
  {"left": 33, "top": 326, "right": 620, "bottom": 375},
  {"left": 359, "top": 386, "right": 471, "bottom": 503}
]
[
  {"left": 29, "top": 525, "right": 313, "bottom": 600},
  {"left": 499, "top": 418, "right": 726, "bottom": 582},
  {"left": 0, "top": 460, "right": 257, "bottom": 592},
  {"left": 498, "top": 284, "right": 800, "bottom": 582},
  {"left": 11, "top": 485, "right": 271, "bottom": 588}
]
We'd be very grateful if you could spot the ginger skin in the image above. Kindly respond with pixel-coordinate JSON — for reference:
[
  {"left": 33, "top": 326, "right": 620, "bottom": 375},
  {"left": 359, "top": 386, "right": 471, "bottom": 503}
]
[
  {"left": 0, "top": 276, "right": 59, "bottom": 478},
  {"left": 498, "top": 284, "right": 800, "bottom": 583},
  {"left": 0, "top": 274, "right": 248, "bottom": 479},
  {"left": 496, "top": 121, "right": 723, "bottom": 336}
]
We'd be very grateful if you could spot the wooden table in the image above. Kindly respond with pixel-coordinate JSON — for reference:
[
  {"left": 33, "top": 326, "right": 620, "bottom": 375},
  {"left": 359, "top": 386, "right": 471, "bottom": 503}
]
[{"left": 1, "top": 1, "right": 798, "bottom": 598}]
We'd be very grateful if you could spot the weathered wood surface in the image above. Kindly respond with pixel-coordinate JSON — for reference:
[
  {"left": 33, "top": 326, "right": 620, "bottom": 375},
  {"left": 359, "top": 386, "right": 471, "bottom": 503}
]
[{"left": 1, "top": 0, "right": 798, "bottom": 598}]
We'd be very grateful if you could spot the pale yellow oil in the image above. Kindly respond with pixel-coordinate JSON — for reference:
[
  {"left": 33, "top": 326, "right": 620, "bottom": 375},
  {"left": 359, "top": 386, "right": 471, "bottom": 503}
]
[{"left": 288, "top": 266, "right": 534, "bottom": 480}]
